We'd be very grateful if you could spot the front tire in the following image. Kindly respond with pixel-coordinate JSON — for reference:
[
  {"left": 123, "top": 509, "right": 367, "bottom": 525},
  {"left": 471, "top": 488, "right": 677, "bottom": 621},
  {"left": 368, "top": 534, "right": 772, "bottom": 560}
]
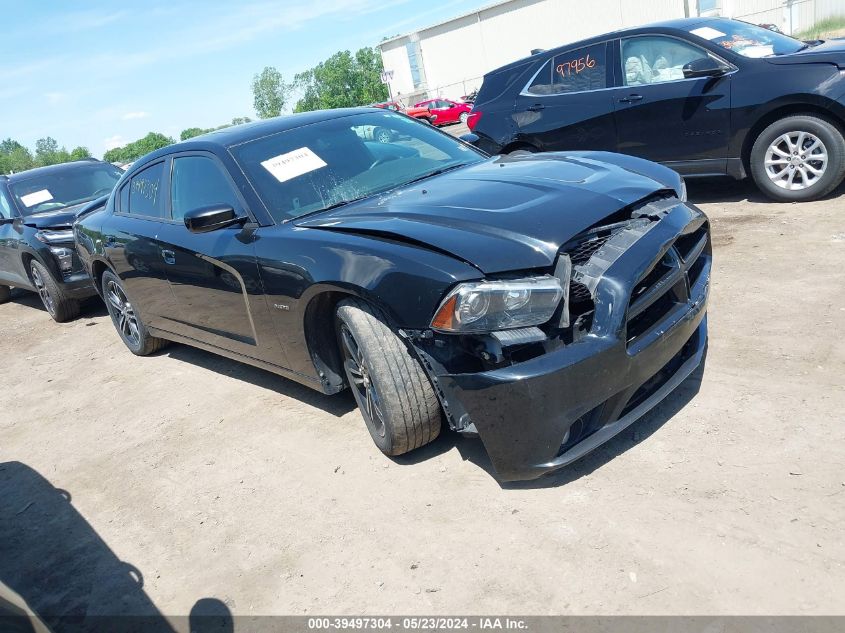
[
  {"left": 750, "top": 115, "right": 845, "bottom": 202},
  {"left": 459, "top": 111, "right": 469, "bottom": 124},
  {"left": 101, "top": 270, "right": 168, "bottom": 356},
  {"left": 29, "top": 260, "right": 79, "bottom": 322},
  {"left": 335, "top": 298, "right": 441, "bottom": 456}
]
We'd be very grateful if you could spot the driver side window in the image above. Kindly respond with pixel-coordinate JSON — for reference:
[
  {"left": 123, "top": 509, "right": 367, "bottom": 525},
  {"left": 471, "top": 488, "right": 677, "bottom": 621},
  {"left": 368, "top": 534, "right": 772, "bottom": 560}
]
[
  {"left": 170, "top": 156, "right": 240, "bottom": 221},
  {"left": 621, "top": 36, "right": 710, "bottom": 86}
]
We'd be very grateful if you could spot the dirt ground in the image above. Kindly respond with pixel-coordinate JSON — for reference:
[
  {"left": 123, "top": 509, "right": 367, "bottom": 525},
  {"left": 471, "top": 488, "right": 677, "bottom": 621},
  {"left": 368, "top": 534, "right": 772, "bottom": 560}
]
[{"left": 1, "top": 170, "right": 844, "bottom": 624}]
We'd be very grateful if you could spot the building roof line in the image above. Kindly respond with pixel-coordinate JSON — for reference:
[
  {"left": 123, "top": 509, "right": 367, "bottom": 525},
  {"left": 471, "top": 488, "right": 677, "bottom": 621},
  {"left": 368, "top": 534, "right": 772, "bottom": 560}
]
[{"left": 377, "top": 0, "right": 518, "bottom": 47}]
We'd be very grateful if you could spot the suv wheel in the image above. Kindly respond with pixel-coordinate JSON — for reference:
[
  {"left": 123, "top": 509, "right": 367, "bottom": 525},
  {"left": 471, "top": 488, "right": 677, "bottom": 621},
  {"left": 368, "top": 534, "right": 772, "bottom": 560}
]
[
  {"left": 335, "top": 298, "right": 441, "bottom": 456},
  {"left": 374, "top": 127, "right": 392, "bottom": 144},
  {"left": 29, "top": 260, "right": 79, "bottom": 322},
  {"left": 0, "top": 285, "right": 9, "bottom": 304},
  {"left": 102, "top": 269, "right": 168, "bottom": 355},
  {"left": 750, "top": 115, "right": 845, "bottom": 202}
]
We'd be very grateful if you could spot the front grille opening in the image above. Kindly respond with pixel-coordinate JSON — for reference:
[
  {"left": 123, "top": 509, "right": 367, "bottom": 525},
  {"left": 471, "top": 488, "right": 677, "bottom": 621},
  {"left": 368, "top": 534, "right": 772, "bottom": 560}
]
[
  {"left": 627, "top": 291, "right": 677, "bottom": 343},
  {"left": 619, "top": 329, "right": 699, "bottom": 418},
  {"left": 674, "top": 225, "right": 708, "bottom": 263},
  {"left": 688, "top": 255, "right": 707, "bottom": 287},
  {"left": 630, "top": 255, "right": 673, "bottom": 305}
]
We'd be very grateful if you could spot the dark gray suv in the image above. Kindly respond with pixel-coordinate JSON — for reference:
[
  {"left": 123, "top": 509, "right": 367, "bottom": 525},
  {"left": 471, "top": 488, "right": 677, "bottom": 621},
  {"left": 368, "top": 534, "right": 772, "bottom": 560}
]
[{"left": 0, "top": 160, "right": 122, "bottom": 321}]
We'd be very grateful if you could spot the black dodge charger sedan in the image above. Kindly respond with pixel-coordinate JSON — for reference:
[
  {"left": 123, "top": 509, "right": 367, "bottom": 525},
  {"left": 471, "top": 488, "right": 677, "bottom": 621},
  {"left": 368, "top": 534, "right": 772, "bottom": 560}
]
[
  {"left": 466, "top": 17, "right": 845, "bottom": 202},
  {"left": 74, "top": 109, "right": 711, "bottom": 481},
  {"left": 0, "top": 160, "right": 122, "bottom": 321}
]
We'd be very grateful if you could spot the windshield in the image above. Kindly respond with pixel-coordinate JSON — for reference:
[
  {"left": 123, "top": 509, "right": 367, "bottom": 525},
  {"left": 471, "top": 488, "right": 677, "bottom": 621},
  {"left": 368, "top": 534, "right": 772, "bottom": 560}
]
[
  {"left": 686, "top": 19, "right": 806, "bottom": 58},
  {"left": 231, "top": 110, "right": 484, "bottom": 222},
  {"left": 10, "top": 162, "right": 122, "bottom": 216}
]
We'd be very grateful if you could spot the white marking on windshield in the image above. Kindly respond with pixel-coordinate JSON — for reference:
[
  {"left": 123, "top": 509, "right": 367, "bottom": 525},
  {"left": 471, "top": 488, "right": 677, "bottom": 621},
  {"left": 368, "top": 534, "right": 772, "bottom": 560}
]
[
  {"left": 21, "top": 189, "right": 53, "bottom": 207},
  {"left": 690, "top": 26, "right": 727, "bottom": 40},
  {"left": 261, "top": 147, "right": 327, "bottom": 183}
]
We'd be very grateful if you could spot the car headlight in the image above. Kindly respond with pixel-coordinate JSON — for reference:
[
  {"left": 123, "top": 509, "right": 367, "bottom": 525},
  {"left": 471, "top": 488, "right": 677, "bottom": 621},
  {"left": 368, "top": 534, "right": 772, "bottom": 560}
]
[
  {"left": 431, "top": 276, "right": 563, "bottom": 333},
  {"left": 678, "top": 178, "right": 687, "bottom": 202}
]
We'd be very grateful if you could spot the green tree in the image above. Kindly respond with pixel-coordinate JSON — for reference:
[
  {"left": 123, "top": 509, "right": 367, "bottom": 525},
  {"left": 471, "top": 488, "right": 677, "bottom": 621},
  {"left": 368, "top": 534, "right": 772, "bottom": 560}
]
[
  {"left": 180, "top": 127, "right": 207, "bottom": 141},
  {"left": 252, "top": 66, "right": 290, "bottom": 119},
  {"left": 103, "top": 132, "right": 174, "bottom": 163},
  {"left": 0, "top": 138, "right": 33, "bottom": 174},
  {"left": 34, "top": 136, "right": 70, "bottom": 166},
  {"left": 69, "top": 146, "right": 91, "bottom": 161},
  {"left": 292, "top": 47, "right": 387, "bottom": 113},
  {"left": 6, "top": 146, "right": 35, "bottom": 173},
  {"left": 231, "top": 116, "right": 252, "bottom": 126}
]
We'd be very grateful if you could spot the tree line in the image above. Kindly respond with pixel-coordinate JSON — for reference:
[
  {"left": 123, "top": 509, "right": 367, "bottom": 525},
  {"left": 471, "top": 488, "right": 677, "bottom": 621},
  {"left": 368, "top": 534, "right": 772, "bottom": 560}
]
[
  {"left": 101, "top": 117, "right": 254, "bottom": 165},
  {"left": 1, "top": 137, "right": 91, "bottom": 174},
  {"left": 251, "top": 46, "right": 388, "bottom": 118},
  {"left": 4, "top": 45, "right": 388, "bottom": 174}
]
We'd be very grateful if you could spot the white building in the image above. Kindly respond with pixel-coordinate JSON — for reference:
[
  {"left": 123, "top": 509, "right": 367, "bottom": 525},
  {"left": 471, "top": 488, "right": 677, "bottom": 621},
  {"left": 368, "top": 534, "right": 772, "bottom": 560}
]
[{"left": 378, "top": 0, "right": 843, "bottom": 105}]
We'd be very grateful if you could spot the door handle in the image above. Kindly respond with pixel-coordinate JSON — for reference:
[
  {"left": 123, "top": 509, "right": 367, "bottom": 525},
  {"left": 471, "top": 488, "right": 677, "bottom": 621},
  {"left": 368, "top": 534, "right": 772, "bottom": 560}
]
[
  {"left": 618, "top": 94, "right": 644, "bottom": 103},
  {"left": 526, "top": 104, "right": 545, "bottom": 112},
  {"left": 161, "top": 249, "right": 176, "bottom": 265}
]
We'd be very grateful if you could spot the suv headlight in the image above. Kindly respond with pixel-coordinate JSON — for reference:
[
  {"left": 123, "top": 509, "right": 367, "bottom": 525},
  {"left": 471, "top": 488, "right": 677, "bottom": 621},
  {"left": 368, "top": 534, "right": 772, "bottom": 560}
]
[
  {"left": 431, "top": 276, "right": 563, "bottom": 333},
  {"left": 679, "top": 178, "right": 687, "bottom": 202},
  {"left": 49, "top": 246, "right": 75, "bottom": 274},
  {"left": 35, "top": 229, "right": 74, "bottom": 244}
]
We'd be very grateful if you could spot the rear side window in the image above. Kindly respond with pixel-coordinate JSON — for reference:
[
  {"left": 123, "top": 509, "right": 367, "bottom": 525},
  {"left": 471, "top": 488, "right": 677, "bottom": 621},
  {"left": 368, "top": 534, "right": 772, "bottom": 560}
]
[
  {"left": 170, "top": 156, "right": 239, "bottom": 221},
  {"left": 528, "top": 43, "right": 607, "bottom": 95},
  {"left": 126, "top": 161, "right": 164, "bottom": 217}
]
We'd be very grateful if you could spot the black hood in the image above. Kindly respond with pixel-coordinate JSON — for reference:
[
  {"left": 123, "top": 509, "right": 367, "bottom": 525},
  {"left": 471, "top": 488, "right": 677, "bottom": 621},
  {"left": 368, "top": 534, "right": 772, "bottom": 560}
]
[
  {"left": 22, "top": 195, "right": 108, "bottom": 230},
  {"left": 766, "top": 39, "right": 845, "bottom": 66},
  {"left": 23, "top": 203, "right": 87, "bottom": 230},
  {"left": 296, "top": 152, "right": 678, "bottom": 273}
]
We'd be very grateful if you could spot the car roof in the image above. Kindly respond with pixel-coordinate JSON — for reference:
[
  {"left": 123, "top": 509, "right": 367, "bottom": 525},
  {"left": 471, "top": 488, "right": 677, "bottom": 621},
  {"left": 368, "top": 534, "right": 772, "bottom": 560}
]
[
  {"left": 5, "top": 158, "right": 105, "bottom": 183},
  {"left": 489, "top": 16, "right": 714, "bottom": 73},
  {"left": 133, "top": 108, "right": 381, "bottom": 167}
]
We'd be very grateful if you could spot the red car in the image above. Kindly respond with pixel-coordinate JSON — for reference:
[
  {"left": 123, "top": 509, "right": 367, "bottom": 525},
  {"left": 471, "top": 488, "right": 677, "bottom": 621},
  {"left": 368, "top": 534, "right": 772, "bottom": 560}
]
[{"left": 414, "top": 98, "right": 472, "bottom": 126}]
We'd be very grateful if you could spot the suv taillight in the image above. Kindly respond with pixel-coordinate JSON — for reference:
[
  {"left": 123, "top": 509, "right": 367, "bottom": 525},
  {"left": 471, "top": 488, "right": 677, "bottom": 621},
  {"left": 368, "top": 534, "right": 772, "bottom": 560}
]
[{"left": 467, "top": 110, "right": 482, "bottom": 131}]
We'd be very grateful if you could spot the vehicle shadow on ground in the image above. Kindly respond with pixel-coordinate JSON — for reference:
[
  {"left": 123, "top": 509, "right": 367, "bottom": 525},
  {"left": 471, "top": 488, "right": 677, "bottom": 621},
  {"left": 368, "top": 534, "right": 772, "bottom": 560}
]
[
  {"left": 7, "top": 288, "right": 107, "bottom": 319},
  {"left": 685, "top": 176, "right": 845, "bottom": 204},
  {"left": 162, "top": 344, "right": 357, "bottom": 418},
  {"left": 412, "top": 352, "right": 707, "bottom": 489},
  {"left": 0, "top": 461, "right": 232, "bottom": 633}
]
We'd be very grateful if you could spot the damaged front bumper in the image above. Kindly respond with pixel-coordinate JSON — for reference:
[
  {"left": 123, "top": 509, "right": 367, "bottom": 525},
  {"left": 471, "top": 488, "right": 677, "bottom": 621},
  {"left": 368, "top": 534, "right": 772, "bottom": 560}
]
[{"left": 410, "top": 199, "right": 711, "bottom": 481}]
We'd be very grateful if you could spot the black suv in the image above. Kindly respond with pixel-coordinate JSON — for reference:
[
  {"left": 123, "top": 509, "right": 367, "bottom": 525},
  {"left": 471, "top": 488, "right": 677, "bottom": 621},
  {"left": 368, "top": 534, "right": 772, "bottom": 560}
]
[
  {"left": 0, "top": 160, "right": 123, "bottom": 321},
  {"left": 466, "top": 17, "right": 845, "bottom": 202},
  {"left": 75, "top": 109, "right": 710, "bottom": 481}
]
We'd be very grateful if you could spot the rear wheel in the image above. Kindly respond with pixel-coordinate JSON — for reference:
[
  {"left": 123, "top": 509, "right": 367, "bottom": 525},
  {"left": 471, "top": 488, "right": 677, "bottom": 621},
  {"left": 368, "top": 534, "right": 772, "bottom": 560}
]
[
  {"left": 335, "top": 298, "right": 441, "bottom": 456},
  {"left": 0, "top": 285, "right": 9, "bottom": 304},
  {"left": 29, "top": 260, "right": 79, "bottom": 322},
  {"left": 101, "top": 269, "right": 168, "bottom": 355},
  {"left": 750, "top": 115, "right": 845, "bottom": 202},
  {"left": 459, "top": 111, "right": 469, "bottom": 124}
]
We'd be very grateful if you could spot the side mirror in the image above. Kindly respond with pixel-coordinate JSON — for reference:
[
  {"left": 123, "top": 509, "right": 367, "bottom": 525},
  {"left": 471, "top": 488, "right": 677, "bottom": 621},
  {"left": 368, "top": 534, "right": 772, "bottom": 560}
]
[
  {"left": 184, "top": 205, "right": 245, "bottom": 233},
  {"left": 683, "top": 57, "right": 728, "bottom": 79}
]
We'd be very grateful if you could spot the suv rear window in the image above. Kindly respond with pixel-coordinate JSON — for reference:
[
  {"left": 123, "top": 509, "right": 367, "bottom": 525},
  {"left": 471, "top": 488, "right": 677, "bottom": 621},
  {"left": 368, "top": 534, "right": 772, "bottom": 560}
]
[{"left": 528, "top": 43, "right": 607, "bottom": 95}]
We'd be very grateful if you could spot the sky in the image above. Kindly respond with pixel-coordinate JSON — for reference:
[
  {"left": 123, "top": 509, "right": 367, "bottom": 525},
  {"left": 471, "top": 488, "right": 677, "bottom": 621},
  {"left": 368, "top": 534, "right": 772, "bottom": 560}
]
[{"left": 0, "top": 0, "right": 493, "bottom": 158}]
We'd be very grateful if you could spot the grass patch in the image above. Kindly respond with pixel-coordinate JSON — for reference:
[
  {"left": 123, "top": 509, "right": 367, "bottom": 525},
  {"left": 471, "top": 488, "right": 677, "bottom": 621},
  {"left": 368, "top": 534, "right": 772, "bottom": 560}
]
[{"left": 795, "top": 15, "right": 845, "bottom": 40}]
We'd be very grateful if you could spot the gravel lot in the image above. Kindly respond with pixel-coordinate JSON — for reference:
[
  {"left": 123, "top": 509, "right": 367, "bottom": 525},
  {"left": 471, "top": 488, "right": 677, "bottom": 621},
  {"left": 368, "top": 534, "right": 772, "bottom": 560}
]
[{"left": 2, "top": 152, "right": 844, "bottom": 623}]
